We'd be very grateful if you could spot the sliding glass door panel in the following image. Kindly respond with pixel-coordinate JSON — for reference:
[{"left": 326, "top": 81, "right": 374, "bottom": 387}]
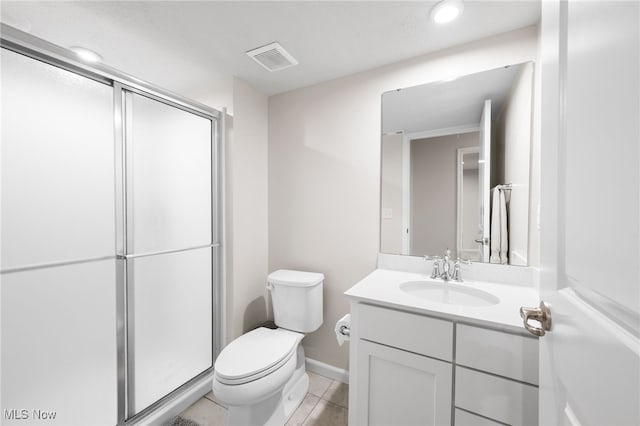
[
  {"left": 128, "top": 247, "right": 213, "bottom": 414},
  {"left": 125, "top": 92, "right": 212, "bottom": 255},
  {"left": 0, "top": 49, "right": 115, "bottom": 270},
  {"left": 0, "top": 260, "right": 117, "bottom": 426}
]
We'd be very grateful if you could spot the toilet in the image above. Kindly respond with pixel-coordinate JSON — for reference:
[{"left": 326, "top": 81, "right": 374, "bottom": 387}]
[{"left": 212, "top": 269, "right": 324, "bottom": 426}]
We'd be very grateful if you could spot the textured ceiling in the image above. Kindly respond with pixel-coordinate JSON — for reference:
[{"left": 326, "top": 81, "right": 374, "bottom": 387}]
[{"left": 1, "top": 1, "right": 540, "bottom": 100}]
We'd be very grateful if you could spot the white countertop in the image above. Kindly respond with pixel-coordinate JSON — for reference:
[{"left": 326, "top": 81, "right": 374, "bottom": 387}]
[{"left": 344, "top": 268, "right": 540, "bottom": 333}]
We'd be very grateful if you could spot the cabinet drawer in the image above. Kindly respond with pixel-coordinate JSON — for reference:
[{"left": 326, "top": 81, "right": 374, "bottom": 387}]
[
  {"left": 456, "top": 324, "right": 538, "bottom": 384},
  {"left": 455, "top": 409, "right": 503, "bottom": 426},
  {"left": 358, "top": 304, "right": 453, "bottom": 361},
  {"left": 455, "top": 367, "right": 538, "bottom": 426}
]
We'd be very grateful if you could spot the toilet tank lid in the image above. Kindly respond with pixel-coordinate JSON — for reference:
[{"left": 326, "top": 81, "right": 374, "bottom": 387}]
[{"left": 268, "top": 269, "right": 324, "bottom": 287}]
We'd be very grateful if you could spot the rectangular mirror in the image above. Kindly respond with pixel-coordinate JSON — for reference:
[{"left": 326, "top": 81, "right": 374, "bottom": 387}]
[{"left": 380, "top": 62, "right": 536, "bottom": 266}]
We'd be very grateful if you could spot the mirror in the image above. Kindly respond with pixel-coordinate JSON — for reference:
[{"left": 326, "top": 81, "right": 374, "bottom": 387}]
[{"left": 380, "top": 62, "right": 536, "bottom": 266}]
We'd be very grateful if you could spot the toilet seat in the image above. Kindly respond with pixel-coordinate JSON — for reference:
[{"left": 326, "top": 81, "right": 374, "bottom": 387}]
[{"left": 214, "top": 328, "right": 302, "bottom": 385}]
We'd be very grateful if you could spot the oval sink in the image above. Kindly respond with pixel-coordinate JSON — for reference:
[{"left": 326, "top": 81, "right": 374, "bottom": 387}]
[{"left": 399, "top": 281, "right": 499, "bottom": 307}]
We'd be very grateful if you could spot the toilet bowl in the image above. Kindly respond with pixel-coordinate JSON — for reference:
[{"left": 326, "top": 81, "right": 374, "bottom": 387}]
[{"left": 212, "top": 270, "right": 323, "bottom": 426}]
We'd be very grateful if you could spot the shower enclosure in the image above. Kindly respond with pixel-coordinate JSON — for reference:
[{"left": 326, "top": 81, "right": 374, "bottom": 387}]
[{"left": 1, "top": 25, "right": 223, "bottom": 425}]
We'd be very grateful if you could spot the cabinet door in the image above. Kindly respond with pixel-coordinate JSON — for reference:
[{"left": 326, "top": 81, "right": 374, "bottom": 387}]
[{"left": 355, "top": 340, "right": 452, "bottom": 426}]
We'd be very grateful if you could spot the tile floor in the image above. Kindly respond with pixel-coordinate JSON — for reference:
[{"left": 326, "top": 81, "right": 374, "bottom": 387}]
[{"left": 175, "top": 372, "right": 348, "bottom": 426}]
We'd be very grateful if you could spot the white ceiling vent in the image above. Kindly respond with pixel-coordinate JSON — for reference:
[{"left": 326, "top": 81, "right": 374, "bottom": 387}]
[{"left": 246, "top": 42, "right": 298, "bottom": 72}]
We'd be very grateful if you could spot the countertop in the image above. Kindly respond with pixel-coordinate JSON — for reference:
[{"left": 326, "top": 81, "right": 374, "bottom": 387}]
[{"left": 344, "top": 268, "right": 540, "bottom": 333}]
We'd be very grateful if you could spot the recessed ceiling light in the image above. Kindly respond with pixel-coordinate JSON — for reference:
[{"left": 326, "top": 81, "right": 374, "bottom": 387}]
[
  {"left": 69, "top": 46, "right": 102, "bottom": 63},
  {"left": 430, "top": 0, "right": 464, "bottom": 24}
]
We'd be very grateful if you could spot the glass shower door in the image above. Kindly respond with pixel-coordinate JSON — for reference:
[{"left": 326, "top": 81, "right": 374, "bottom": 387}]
[
  {"left": 1, "top": 48, "right": 117, "bottom": 426},
  {"left": 123, "top": 91, "right": 214, "bottom": 415}
]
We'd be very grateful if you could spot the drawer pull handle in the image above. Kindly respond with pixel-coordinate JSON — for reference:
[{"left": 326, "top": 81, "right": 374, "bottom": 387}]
[{"left": 519, "top": 301, "right": 552, "bottom": 336}]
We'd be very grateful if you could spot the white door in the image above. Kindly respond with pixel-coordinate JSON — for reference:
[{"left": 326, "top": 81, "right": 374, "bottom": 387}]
[
  {"left": 538, "top": 1, "right": 639, "bottom": 425},
  {"left": 478, "top": 99, "right": 491, "bottom": 262}
]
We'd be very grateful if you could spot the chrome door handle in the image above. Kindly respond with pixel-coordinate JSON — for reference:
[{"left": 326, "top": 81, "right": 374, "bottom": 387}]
[
  {"left": 520, "top": 301, "right": 552, "bottom": 336},
  {"left": 475, "top": 237, "right": 489, "bottom": 245}
]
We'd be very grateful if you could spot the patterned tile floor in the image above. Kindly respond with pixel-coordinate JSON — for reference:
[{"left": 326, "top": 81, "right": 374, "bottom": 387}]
[{"left": 176, "top": 372, "right": 348, "bottom": 426}]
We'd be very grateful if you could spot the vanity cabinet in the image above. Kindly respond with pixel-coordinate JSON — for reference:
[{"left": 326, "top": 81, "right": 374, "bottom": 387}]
[{"left": 349, "top": 303, "right": 538, "bottom": 426}]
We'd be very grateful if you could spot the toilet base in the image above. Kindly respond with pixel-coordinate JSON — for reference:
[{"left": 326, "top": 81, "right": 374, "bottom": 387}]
[{"left": 225, "top": 345, "right": 309, "bottom": 426}]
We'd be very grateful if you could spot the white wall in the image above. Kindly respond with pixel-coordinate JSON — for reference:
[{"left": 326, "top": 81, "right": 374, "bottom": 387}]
[
  {"left": 224, "top": 77, "right": 270, "bottom": 343},
  {"left": 495, "top": 62, "right": 535, "bottom": 266},
  {"left": 268, "top": 26, "right": 539, "bottom": 370}
]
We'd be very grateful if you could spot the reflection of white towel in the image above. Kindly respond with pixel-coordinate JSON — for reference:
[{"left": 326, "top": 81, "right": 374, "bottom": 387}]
[{"left": 490, "top": 188, "right": 508, "bottom": 264}]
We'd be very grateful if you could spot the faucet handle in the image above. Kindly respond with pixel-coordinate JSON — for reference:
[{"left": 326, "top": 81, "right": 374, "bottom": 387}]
[
  {"left": 424, "top": 255, "right": 442, "bottom": 279},
  {"left": 452, "top": 258, "right": 471, "bottom": 282}
]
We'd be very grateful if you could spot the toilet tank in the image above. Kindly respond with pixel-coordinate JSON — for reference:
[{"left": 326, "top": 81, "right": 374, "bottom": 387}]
[{"left": 267, "top": 269, "right": 323, "bottom": 333}]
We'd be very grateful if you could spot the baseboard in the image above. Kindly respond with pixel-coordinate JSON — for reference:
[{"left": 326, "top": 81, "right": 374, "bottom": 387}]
[
  {"left": 133, "top": 372, "right": 213, "bottom": 425},
  {"left": 305, "top": 357, "right": 349, "bottom": 384}
]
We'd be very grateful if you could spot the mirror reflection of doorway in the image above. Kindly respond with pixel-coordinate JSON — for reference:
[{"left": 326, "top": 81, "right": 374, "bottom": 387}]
[
  {"left": 457, "top": 147, "right": 481, "bottom": 261},
  {"left": 408, "top": 131, "right": 480, "bottom": 258}
]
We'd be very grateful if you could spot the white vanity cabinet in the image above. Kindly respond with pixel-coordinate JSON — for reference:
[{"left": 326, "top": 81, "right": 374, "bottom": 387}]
[{"left": 348, "top": 302, "right": 539, "bottom": 426}]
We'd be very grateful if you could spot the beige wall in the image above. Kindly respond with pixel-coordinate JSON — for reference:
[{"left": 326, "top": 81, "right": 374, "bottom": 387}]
[
  {"left": 267, "top": 27, "right": 538, "bottom": 370},
  {"left": 224, "top": 77, "right": 270, "bottom": 343},
  {"left": 411, "top": 133, "right": 478, "bottom": 257},
  {"left": 380, "top": 133, "right": 403, "bottom": 254}
]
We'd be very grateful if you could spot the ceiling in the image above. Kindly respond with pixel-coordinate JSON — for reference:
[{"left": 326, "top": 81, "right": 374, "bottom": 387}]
[
  {"left": 382, "top": 63, "right": 524, "bottom": 134},
  {"left": 1, "top": 1, "right": 540, "bottom": 102}
]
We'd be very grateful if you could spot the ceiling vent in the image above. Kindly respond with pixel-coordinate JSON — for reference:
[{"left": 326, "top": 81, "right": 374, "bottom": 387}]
[{"left": 246, "top": 42, "right": 298, "bottom": 72}]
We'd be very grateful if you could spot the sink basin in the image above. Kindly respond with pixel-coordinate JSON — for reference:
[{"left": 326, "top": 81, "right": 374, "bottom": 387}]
[{"left": 399, "top": 281, "right": 500, "bottom": 307}]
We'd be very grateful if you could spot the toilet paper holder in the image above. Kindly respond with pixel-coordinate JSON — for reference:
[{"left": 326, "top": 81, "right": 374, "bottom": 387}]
[{"left": 335, "top": 313, "right": 351, "bottom": 346}]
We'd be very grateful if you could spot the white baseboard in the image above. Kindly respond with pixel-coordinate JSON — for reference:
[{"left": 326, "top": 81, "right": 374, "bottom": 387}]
[
  {"left": 305, "top": 357, "right": 349, "bottom": 384},
  {"left": 134, "top": 372, "right": 213, "bottom": 425}
]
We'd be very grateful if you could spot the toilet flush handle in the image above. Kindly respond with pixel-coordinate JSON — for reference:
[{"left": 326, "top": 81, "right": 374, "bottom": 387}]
[{"left": 266, "top": 282, "right": 274, "bottom": 291}]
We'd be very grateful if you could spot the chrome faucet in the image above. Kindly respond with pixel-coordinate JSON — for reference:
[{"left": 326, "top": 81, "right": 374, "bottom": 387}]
[
  {"left": 441, "top": 249, "right": 452, "bottom": 281},
  {"left": 425, "top": 249, "right": 471, "bottom": 282}
]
